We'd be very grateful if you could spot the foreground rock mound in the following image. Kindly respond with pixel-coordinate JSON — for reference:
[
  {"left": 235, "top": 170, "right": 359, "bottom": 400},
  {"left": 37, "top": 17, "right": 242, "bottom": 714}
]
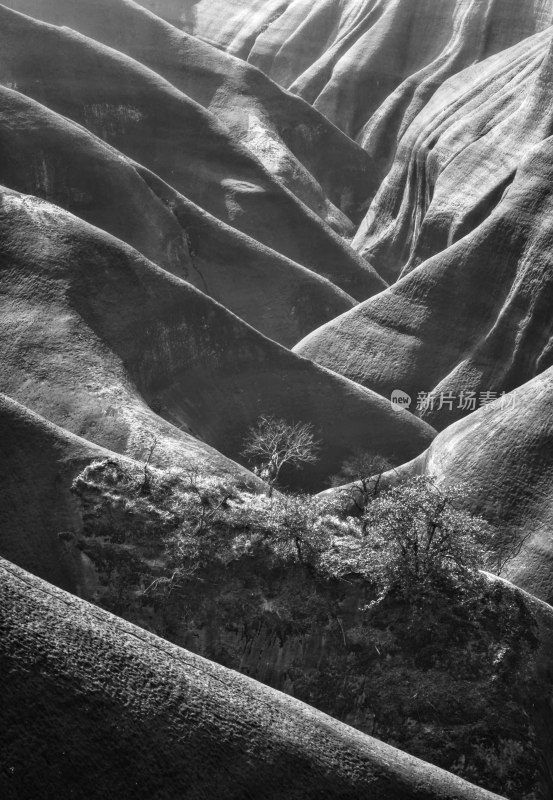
[{"left": 0, "top": 557, "right": 507, "bottom": 800}]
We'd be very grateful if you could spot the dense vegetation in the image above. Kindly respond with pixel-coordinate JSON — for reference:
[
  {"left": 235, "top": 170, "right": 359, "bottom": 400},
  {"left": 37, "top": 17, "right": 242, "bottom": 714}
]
[{"left": 69, "top": 458, "right": 540, "bottom": 799}]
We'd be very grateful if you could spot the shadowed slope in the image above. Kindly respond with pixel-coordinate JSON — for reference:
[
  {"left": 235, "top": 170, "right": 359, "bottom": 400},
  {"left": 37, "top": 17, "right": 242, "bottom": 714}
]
[
  {"left": 0, "top": 557, "right": 507, "bottom": 800},
  {"left": 0, "top": 4, "right": 383, "bottom": 301},
  {"left": 0, "top": 187, "right": 434, "bottom": 490},
  {"left": 295, "top": 136, "right": 553, "bottom": 429},
  {"left": 0, "top": 85, "right": 355, "bottom": 346},
  {"left": 0, "top": 393, "right": 116, "bottom": 593},
  {"left": 2, "top": 0, "right": 379, "bottom": 226},
  {"left": 0, "top": 393, "right": 250, "bottom": 597}
]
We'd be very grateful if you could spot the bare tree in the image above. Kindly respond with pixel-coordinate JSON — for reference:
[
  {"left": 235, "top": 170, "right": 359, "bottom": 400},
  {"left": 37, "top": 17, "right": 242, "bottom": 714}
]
[
  {"left": 242, "top": 415, "right": 320, "bottom": 492},
  {"left": 329, "top": 450, "right": 393, "bottom": 516},
  {"left": 488, "top": 526, "right": 532, "bottom": 576}
]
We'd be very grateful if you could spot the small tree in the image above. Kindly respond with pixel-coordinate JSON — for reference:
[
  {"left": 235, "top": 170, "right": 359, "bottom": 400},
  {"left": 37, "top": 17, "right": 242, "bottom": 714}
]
[
  {"left": 329, "top": 450, "right": 393, "bottom": 514},
  {"left": 241, "top": 415, "right": 320, "bottom": 491},
  {"left": 360, "top": 477, "right": 491, "bottom": 606}
]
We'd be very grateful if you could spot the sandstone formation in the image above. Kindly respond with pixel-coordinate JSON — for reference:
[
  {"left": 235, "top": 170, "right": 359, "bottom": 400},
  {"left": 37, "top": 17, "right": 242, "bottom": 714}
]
[
  {"left": 352, "top": 28, "right": 553, "bottom": 282},
  {"left": 2, "top": 1, "right": 553, "bottom": 795},
  {"left": 295, "top": 133, "right": 553, "bottom": 430},
  {"left": 2, "top": 0, "right": 379, "bottom": 226},
  {"left": 0, "top": 187, "right": 434, "bottom": 490},
  {"left": 0, "top": 557, "right": 508, "bottom": 800},
  {"left": 0, "top": 3, "right": 385, "bottom": 302},
  {"left": 168, "top": 0, "right": 553, "bottom": 153},
  {"left": 0, "top": 85, "right": 356, "bottom": 346}
]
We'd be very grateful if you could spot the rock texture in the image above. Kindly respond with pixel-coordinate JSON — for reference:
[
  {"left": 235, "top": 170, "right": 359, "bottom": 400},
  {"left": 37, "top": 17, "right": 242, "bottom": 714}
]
[
  {"left": 2, "top": 1, "right": 553, "bottom": 794},
  {"left": 0, "top": 187, "right": 434, "bottom": 490},
  {"left": 0, "top": 557, "right": 508, "bottom": 800},
  {"left": 352, "top": 28, "right": 553, "bottom": 282},
  {"left": 0, "top": 84, "right": 356, "bottom": 346},
  {"left": 2, "top": 0, "right": 379, "bottom": 226},
  {"left": 168, "top": 0, "right": 553, "bottom": 150},
  {"left": 295, "top": 133, "right": 553, "bottom": 429},
  {"left": 175, "top": 0, "right": 553, "bottom": 432},
  {"left": 0, "top": 3, "right": 384, "bottom": 302}
]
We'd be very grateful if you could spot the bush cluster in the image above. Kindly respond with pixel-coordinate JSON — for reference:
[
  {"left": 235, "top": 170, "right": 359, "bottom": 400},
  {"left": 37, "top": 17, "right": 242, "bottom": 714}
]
[{"left": 70, "top": 459, "right": 540, "bottom": 799}]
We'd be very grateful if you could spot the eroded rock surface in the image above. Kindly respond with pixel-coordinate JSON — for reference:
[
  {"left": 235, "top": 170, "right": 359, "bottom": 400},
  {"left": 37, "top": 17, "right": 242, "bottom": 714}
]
[
  {"left": 0, "top": 3, "right": 384, "bottom": 302},
  {"left": 0, "top": 85, "right": 356, "bottom": 346},
  {"left": 0, "top": 187, "right": 434, "bottom": 490},
  {"left": 295, "top": 135, "right": 553, "bottom": 428},
  {"left": 3, "top": 0, "right": 379, "bottom": 227}
]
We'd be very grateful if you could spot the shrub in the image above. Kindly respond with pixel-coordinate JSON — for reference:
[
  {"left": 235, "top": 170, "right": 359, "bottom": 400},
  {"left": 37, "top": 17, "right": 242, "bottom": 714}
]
[{"left": 359, "top": 477, "right": 490, "bottom": 607}]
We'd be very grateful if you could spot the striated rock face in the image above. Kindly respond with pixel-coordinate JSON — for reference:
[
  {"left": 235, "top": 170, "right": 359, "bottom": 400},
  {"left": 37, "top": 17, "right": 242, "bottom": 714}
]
[
  {"left": 0, "top": 557, "right": 507, "bottom": 800},
  {"left": 156, "top": 0, "right": 553, "bottom": 147},
  {"left": 352, "top": 29, "right": 553, "bottom": 283},
  {"left": 0, "top": 187, "right": 434, "bottom": 490},
  {"left": 295, "top": 133, "right": 553, "bottom": 429}
]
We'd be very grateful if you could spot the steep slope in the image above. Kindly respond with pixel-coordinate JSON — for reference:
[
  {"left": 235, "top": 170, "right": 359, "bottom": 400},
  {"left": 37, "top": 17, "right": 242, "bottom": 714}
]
[
  {"left": 2, "top": 0, "right": 379, "bottom": 226},
  {"left": 0, "top": 393, "right": 113, "bottom": 594},
  {"left": 0, "top": 558, "right": 506, "bottom": 800},
  {"left": 295, "top": 134, "right": 553, "bottom": 429},
  {"left": 0, "top": 85, "right": 355, "bottom": 346},
  {"left": 0, "top": 4, "right": 384, "bottom": 301},
  {"left": 377, "top": 372, "right": 553, "bottom": 605},
  {"left": 353, "top": 28, "right": 553, "bottom": 283},
  {"left": 0, "top": 392, "right": 229, "bottom": 597},
  {"left": 0, "top": 187, "right": 434, "bottom": 490}
]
